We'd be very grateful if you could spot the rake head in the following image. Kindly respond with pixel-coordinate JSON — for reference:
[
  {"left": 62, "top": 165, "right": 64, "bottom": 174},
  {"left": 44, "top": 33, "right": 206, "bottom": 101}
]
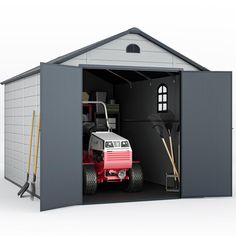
[{"left": 18, "top": 182, "right": 30, "bottom": 198}]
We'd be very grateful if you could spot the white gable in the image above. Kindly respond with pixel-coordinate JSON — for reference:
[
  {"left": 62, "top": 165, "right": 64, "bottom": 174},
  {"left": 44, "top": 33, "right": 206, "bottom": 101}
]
[{"left": 62, "top": 34, "right": 198, "bottom": 71}]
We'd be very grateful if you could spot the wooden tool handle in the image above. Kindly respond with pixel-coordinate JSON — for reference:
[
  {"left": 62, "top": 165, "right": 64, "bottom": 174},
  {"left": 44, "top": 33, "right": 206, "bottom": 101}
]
[
  {"left": 27, "top": 111, "right": 35, "bottom": 174},
  {"left": 33, "top": 113, "right": 40, "bottom": 176},
  {"left": 162, "top": 138, "right": 180, "bottom": 181},
  {"left": 168, "top": 134, "right": 178, "bottom": 177}
]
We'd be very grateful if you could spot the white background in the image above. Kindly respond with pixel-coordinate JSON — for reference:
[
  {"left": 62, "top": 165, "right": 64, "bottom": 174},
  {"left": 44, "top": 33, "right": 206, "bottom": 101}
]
[{"left": 0, "top": 0, "right": 235, "bottom": 235}]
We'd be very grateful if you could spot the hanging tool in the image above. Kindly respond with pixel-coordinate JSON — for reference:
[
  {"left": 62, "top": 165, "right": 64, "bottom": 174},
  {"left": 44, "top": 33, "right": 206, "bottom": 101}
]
[
  {"left": 148, "top": 112, "right": 180, "bottom": 181},
  {"left": 159, "top": 111, "right": 179, "bottom": 180},
  {"left": 17, "top": 110, "right": 35, "bottom": 197},
  {"left": 165, "top": 122, "right": 178, "bottom": 179},
  {"left": 151, "top": 122, "right": 180, "bottom": 181},
  {"left": 30, "top": 113, "right": 40, "bottom": 200}
]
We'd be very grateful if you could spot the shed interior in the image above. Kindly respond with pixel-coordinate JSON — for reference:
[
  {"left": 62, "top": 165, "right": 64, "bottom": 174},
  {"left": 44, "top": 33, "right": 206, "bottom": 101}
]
[{"left": 82, "top": 68, "right": 181, "bottom": 204}]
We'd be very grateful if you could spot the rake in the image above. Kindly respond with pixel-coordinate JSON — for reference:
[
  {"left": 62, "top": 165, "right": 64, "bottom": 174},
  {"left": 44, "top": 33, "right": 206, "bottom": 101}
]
[{"left": 17, "top": 110, "right": 35, "bottom": 197}]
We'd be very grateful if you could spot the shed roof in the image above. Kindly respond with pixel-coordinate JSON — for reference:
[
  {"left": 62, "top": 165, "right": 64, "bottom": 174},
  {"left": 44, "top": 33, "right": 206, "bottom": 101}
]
[{"left": 1, "top": 27, "right": 208, "bottom": 85}]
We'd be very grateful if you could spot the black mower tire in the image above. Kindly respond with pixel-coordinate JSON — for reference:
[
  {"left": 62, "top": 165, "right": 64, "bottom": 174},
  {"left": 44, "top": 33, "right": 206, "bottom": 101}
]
[
  {"left": 126, "top": 163, "right": 144, "bottom": 192},
  {"left": 83, "top": 165, "right": 97, "bottom": 195}
]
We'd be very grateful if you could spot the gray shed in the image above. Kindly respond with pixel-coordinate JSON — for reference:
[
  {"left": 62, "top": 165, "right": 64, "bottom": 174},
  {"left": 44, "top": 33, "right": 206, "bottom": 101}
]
[{"left": 1, "top": 28, "right": 232, "bottom": 211}]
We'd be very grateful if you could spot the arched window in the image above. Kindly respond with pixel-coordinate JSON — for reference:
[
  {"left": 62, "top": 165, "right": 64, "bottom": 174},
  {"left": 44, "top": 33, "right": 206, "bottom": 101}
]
[
  {"left": 157, "top": 84, "right": 168, "bottom": 112},
  {"left": 126, "top": 44, "right": 140, "bottom": 53}
]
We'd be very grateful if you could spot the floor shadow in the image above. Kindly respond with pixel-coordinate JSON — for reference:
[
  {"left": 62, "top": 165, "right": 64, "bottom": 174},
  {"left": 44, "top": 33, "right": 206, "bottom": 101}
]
[{"left": 83, "top": 181, "right": 180, "bottom": 204}]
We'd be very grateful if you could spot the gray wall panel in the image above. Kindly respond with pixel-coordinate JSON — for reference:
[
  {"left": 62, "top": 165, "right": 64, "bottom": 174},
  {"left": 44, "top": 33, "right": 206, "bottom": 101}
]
[
  {"left": 40, "top": 63, "right": 83, "bottom": 211},
  {"left": 181, "top": 71, "right": 232, "bottom": 197}
]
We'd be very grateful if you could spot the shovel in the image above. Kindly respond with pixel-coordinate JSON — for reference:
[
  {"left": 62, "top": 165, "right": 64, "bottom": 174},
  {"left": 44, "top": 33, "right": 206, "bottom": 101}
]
[
  {"left": 17, "top": 110, "right": 35, "bottom": 197},
  {"left": 30, "top": 113, "right": 40, "bottom": 200}
]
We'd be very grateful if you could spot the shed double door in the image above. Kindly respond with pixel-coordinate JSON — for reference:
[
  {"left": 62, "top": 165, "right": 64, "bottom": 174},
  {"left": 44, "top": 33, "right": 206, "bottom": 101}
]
[
  {"left": 181, "top": 71, "right": 232, "bottom": 198},
  {"left": 39, "top": 64, "right": 232, "bottom": 210}
]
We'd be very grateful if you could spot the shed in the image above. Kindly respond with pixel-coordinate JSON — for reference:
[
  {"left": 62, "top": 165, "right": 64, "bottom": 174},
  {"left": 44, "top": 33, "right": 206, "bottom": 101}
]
[{"left": 1, "top": 27, "right": 232, "bottom": 211}]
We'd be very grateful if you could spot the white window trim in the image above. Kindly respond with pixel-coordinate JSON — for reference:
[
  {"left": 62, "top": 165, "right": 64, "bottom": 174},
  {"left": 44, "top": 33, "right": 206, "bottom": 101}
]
[{"left": 157, "top": 84, "right": 168, "bottom": 112}]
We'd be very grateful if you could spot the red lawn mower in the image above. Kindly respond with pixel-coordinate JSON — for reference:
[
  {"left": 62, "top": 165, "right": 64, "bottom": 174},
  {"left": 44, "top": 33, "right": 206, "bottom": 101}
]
[{"left": 83, "top": 101, "right": 143, "bottom": 194}]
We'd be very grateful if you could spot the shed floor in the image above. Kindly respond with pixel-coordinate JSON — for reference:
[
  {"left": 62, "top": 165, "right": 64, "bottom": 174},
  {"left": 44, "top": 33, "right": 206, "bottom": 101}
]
[{"left": 83, "top": 181, "right": 180, "bottom": 204}]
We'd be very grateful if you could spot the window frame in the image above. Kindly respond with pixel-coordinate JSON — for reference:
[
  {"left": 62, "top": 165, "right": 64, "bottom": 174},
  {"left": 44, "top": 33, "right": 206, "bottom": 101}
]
[
  {"left": 126, "top": 44, "right": 140, "bottom": 53},
  {"left": 157, "top": 84, "right": 168, "bottom": 113}
]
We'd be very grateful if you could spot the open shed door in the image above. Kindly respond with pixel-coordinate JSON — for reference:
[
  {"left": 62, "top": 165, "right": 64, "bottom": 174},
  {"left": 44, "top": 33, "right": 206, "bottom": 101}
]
[
  {"left": 40, "top": 63, "right": 83, "bottom": 211},
  {"left": 181, "top": 71, "right": 232, "bottom": 198}
]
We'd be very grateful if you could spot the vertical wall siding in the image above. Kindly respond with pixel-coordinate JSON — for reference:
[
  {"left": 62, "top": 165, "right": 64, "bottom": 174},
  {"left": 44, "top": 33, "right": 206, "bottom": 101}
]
[{"left": 5, "top": 73, "right": 40, "bottom": 196}]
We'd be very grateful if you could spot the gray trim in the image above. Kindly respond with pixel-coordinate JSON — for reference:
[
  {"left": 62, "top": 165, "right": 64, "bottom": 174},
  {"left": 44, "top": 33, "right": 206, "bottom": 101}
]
[
  {"left": 1, "top": 27, "right": 208, "bottom": 85},
  {"left": 1, "top": 66, "right": 40, "bottom": 85},
  {"left": 5, "top": 176, "right": 40, "bottom": 199}
]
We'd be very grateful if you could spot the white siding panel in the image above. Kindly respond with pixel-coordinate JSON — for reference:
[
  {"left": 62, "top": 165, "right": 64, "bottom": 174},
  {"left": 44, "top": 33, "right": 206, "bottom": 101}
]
[
  {"left": 13, "top": 107, "right": 24, "bottom": 116},
  {"left": 62, "top": 58, "right": 87, "bottom": 66},
  {"left": 5, "top": 108, "right": 12, "bottom": 117},
  {"left": 6, "top": 89, "right": 23, "bottom": 100},
  {"left": 86, "top": 50, "right": 173, "bottom": 64},
  {"left": 13, "top": 116, "right": 24, "bottom": 125},
  {"left": 118, "top": 34, "right": 148, "bottom": 41},
  {"left": 24, "top": 95, "right": 39, "bottom": 107},
  {"left": 6, "top": 80, "right": 24, "bottom": 92},
  {"left": 97, "top": 37, "right": 167, "bottom": 53},
  {"left": 62, "top": 34, "right": 199, "bottom": 71},
  {"left": 173, "top": 56, "right": 198, "bottom": 71},
  {"left": 176, "top": 63, "right": 198, "bottom": 71},
  {"left": 23, "top": 107, "right": 39, "bottom": 117},
  {"left": 24, "top": 85, "right": 38, "bottom": 97},
  {"left": 5, "top": 73, "right": 40, "bottom": 196}
]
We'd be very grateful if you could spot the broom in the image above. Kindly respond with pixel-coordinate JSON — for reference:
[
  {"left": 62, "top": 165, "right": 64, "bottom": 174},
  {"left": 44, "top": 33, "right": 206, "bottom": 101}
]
[
  {"left": 17, "top": 110, "right": 35, "bottom": 197},
  {"left": 30, "top": 113, "right": 40, "bottom": 200}
]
